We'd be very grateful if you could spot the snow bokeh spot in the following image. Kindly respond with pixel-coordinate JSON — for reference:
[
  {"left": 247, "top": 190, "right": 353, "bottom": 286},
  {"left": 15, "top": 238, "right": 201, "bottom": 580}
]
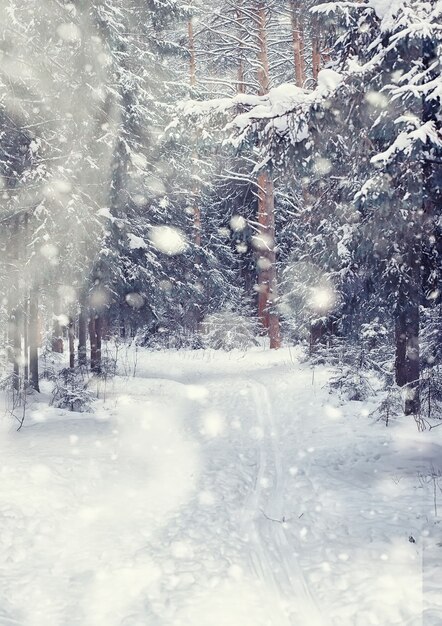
[
  {"left": 58, "top": 284, "right": 76, "bottom": 304},
  {"left": 125, "top": 293, "right": 145, "bottom": 310},
  {"left": 171, "top": 540, "right": 194, "bottom": 560},
  {"left": 366, "top": 91, "right": 389, "bottom": 109},
  {"left": 186, "top": 385, "right": 209, "bottom": 401},
  {"left": 201, "top": 411, "right": 226, "bottom": 437},
  {"left": 309, "top": 286, "right": 335, "bottom": 312},
  {"left": 57, "top": 22, "right": 82, "bottom": 43},
  {"left": 148, "top": 226, "right": 188, "bottom": 256},
  {"left": 324, "top": 405, "right": 342, "bottom": 420},
  {"left": 314, "top": 157, "right": 332, "bottom": 175},
  {"left": 198, "top": 490, "right": 216, "bottom": 506},
  {"left": 251, "top": 233, "right": 274, "bottom": 252},
  {"left": 230, "top": 215, "right": 247, "bottom": 232},
  {"left": 40, "top": 243, "right": 59, "bottom": 264}
]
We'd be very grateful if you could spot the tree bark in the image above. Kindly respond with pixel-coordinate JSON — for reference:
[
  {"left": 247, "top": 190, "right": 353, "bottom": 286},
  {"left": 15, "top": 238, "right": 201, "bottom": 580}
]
[
  {"left": 256, "top": 171, "right": 281, "bottom": 349},
  {"left": 256, "top": 2, "right": 281, "bottom": 349},
  {"left": 78, "top": 299, "right": 87, "bottom": 367},
  {"left": 89, "top": 315, "right": 97, "bottom": 373},
  {"left": 52, "top": 293, "right": 64, "bottom": 353},
  {"left": 95, "top": 315, "right": 102, "bottom": 373},
  {"left": 187, "top": 13, "right": 202, "bottom": 251},
  {"left": 312, "top": 14, "right": 321, "bottom": 82},
  {"left": 29, "top": 287, "right": 40, "bottom": 392},
  {"left": 404, "top": 294, "right": 420, "bottom": 416},
  {"left": 8, "top": 216, "right": 21, "bottom": 391},
  {"left": 23, "top": 294, "right": 29, "bottom": 382},
  {"left": 188, "top": 17, "right": 197, "bottom": 88},
  {"left": 22, "top": 213, "right": 29, "bottom": 382},
  {"left": 257, "top": 2, "right": 270, "bottom": 95},
  {"left": 68, "top": 317, "right": 75, "bottom": 369},
  {"left": 395, "top": 275, "right": 420, "bottom": 415},
  {"left": 10, "top": 308, "right": 21, "bottom": 391},
  {"left": 236, "top": 0, "right": 246, "bottom": 93},
  {"left": 290, "top": 0, "right": 306, "bottom": 87},
  {"left": 394, "top": 307, "right": 408, "bottom": 387}
]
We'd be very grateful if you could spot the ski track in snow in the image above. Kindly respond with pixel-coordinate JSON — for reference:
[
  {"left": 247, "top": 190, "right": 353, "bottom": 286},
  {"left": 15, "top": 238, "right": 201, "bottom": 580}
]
[
  {"left": 244, "top": 381, "right": 326, "bottom": 626},
  {"left": 0, "top": 347, "right": 442, "bottom": 625}
]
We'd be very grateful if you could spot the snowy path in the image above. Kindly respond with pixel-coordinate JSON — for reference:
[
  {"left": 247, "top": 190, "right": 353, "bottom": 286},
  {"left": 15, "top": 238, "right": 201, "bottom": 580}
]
[{"left": 1, "top": 347, "right": 441, "bottom": 625}]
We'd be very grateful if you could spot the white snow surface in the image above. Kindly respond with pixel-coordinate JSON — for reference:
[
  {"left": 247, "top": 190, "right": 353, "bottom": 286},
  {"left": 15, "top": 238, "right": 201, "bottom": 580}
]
[{"left": 1, "top": 347, "right": 441, "bottom": 625}]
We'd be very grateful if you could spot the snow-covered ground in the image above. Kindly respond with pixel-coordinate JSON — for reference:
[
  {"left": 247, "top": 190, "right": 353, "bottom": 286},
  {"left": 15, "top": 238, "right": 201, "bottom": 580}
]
[{"left": 1, "top": 347, "right": 441, "bottom": 625}]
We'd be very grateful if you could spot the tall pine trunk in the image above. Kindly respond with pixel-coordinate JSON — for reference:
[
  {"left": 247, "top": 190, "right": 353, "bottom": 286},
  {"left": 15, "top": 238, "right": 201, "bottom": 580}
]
[
  {"left": 68, "top": 317, "right": 75, "bottom": 369},
  {"left": 89, "top": 315, "right": 97, "bottom": 372},
  {"left": 23, "top": 294, "right": 29, "bottom": 382},
  {"left": 236, "top": 0, "right": 246, "bottom": 93},
  {"left": 188, "top": 16, "right": 201, "bottom": 249},
  {"left": 11, "top": 308, "right": 21, "bottom": 392},
  {"left": 256, "top": 1, "right": 280, "bottom": 349},
  {"left": 395, "top": 262, "right": 420, "bottom": 415},
  {"left": 78, "top": 298, "right": 87, "bottom": 366},
  {"left": 95, "top": 315, "right": 102, "bottom": 373},
  {"left": 89, "top": 313, "right": 102, "bottom": 374},
  {"left": 9, "top": 216, "right": 21, "bottom": 391},
  {"left": 290, "top": 0, "right": 306, "bottom": 87},
  {"left": 188, "top": 17, "right": 196, "bottom": 89},
  {"left": 311, "top": 14, "right": 321, "bottom": 82},
  {"left": 29, "top": 286, "right": 40, "bottom": 392}
]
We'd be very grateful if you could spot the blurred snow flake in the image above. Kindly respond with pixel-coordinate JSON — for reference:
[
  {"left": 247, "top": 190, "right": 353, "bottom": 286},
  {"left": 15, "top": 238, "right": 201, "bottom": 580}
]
[
  {"left": 230, "top": 215, "right": 247, "bottom": 232},
  {"left": 186, "top": 385, "right": 209, "bottom": 401},
  {"left": 324, "top": 405, "right": 342, "bottom": 420},
  {"left": 57, "top": 22, "right": 81, "bottom": 43},
  {"left": 202, "top": 411, "right": 225, "bottom": 437},
  {"left": 228, "top": 564, "right": 244, "bottom": 580},
  {"left": 257, "top": 257, "right": 272, "bottom": 271},
  {"left": 131, "top": 153, "right": 148, "bottom": 170},
  {"left": 40, "top": 243, "right": 59, "bottom": 263},
  {"left": 198, "top": 490, "right": 216, "bottom": 506},
  {"left": 309, "top": 286, "right": 335, "bottom": 312},
  {"left": 365, "top": 91, "right": 389, "bottom": 109},
  {"left": 58, "top": 284, "right": 76, "bottom": 304},
  {"left": 148, "top": 226, "right": 188, "bottom": 256},
  {"left": 251, "top": 233, "right": 274, "bottom": 252},
  {"left": 125, "top": 293, "right": 145, "bottom": 310},
  {"left": 314, "top": 157, "right": 332, "bottom": 175},
  {"left": 171, "top": 541, "right": 194, "bottom": 560}
]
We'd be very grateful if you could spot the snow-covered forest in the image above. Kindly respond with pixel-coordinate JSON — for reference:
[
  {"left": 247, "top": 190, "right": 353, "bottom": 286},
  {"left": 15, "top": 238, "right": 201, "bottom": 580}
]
[{"left": 0, "top": 0, "right": 441, "bottom": 624}]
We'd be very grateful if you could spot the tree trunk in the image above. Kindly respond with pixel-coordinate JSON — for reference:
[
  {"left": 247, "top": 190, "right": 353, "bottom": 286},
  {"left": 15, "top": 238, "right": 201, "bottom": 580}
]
[
  {"left": 22, "top": 214, "right": 29, "bottom": 382},
  {"left": 23, "top": 294, "right": 29, "bottom": 382},
  {"left": 312, "top": 14, "right": 321, "bottom": 82},
  {"left": 187, "top": 14, "right": 202, "bottom": 251},
  {"left": 188, "top": 17, "right": 196, "bottom": 88},
  {"left": 257, "top": 2, "right": 270, "bottom": 95},
  {"left": 78, "top": 300, "right": 87, "bottom": 366},
  {"left": 236, "top": 0, "right": 246, "bottom": 93},
  {"left": 89, "top": 316, "right": 97, "bottom": 372},
  {"left": 52, "top": 294, "right": 64, "bottom": 353},
  {"left": 404, "top": 295, "right": 420, "bottom": 416},
  {"left": 256, "top": 2, "right": 281, "bottom": 349},
  {"left": 394, "top": 307, "right": 408, "bottom": 387},
  {"left": 10, "top": 308, "right": 21, "bottom": 391},
  {"left": 9, "top": 216, "right": 21, "bottom": 391},
  {"left": 95, "top": 315, "right": 102, "bottom": 374},
  {"left": 256, "top": 171, "right": 281, "bottom": 349},
  {"left": 29, "top": 287, "right": 40, "bottom": 392},
  {"left": 68, "top": 317, "right": 75, "bottom": 369},
  {"left": 290, "top": 0, "right": 306, "bottom": 87},
  {"left": 395, "top": 277, "right": 420, "bottom": 415}
]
